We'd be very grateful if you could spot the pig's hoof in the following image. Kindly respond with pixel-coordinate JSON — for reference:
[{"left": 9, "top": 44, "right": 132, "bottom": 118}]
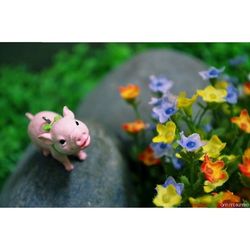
[
  {"left": 78, "top": 151, "right": 87, "bottom": 160},
  {"left": 65, "top": 165, "right": 74, "bottom": 172},
  {"left": 42, "top": 149, "right": 50, "bottom": 157}
]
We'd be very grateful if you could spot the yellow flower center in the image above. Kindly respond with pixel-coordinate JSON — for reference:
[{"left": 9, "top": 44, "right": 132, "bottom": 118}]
[
  {"left": 210, "top": 93, "right": 217, "bottom": 100},
  {"left": 163, "top": 194, "right": 170, "bottom": 203}
]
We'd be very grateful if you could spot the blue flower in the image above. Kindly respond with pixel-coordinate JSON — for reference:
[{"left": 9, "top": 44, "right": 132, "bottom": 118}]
[
  {"left": 229, "top": 55, "right": 248, "bottom": 66},
  {"left": 172, "top": 157, "right": 184, "bottom": 170},
  {"left": 153, "top": 102, "right": 177, "bottom": 123},
  {"left": 149, "top": 75, "right": 173, "bottom": 93},
  {"left": 151, "top": 111, "right": 159, "bottom": 120},
  {"left": 226, "top": 85, "right": 238, "bottom": 104},
  {"left": 150, "top": 143, "right": 172, "bottom": 158},
  {"left": 199, "top": 66, "right": 225, "bottom": 80},
  {"left": 162, "top": 176, "right": 184, "bottom": 195},
  {"left": 177, "top": 131, "right": 206, "bottom": 152}
]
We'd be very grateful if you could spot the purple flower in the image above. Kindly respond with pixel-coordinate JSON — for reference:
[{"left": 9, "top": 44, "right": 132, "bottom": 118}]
[
  {"left": 199, "top": 66, "right": 225, "bottom": 80},
  {"left": 229, "top": 55, "right": 248, "bottom": 66},
  {"left": 172, "top": 157, "right": 183, "bottom": 170},
  {"left": 151, "top": 111, "right": 159, "bottom": 120},
  {"left": 149, "top": 97, "right": 163, "bottom": 106},
  {"left": 149, "top": 75, "right": 173, "bottom": 93},
  {"left": 177, "top": 131, "right": 206, "bottom": 152},
  {"left": 149, "top": 93, "right": 176, "bottom": 107},
  {"left": 150, "top": 143, "right": 172, "bottom": 158},
  {"left": 226, "top": 85, "right": 238, "bottom": 104},
  {"left": 152, "top": 95, "right": 177, "bottom": 123},
  {"left": 162, "top": 176, "right": 184, "bottom": 195}
]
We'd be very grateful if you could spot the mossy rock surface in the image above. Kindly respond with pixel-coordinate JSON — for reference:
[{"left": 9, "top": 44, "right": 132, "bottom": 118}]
[{"left": 0, "top": 122, "right": 135, "bottom": 207}]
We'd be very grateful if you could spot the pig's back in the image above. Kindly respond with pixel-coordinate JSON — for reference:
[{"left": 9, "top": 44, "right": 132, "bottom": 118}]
[{"left": 27, "top": 111, "right": 59, "bottom": 148}]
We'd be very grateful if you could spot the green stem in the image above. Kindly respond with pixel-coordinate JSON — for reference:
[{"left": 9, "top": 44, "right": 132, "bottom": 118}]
[
  {"left": 171, "top": 116, "right": 181, "bottom": 132},
  {"left": 131, "top": 102, "right": 141, "bottom": 119},
  {"left": 180, "top": 110, "right": 196, "bottom": 133},
  {"left": 197, "top": 106, "right": 208, "bottom": 127}
]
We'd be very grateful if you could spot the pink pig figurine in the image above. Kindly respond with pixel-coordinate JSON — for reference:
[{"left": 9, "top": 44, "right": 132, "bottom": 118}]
[{"left": 25, "top": 106, "right": 91, "bottom": 171}]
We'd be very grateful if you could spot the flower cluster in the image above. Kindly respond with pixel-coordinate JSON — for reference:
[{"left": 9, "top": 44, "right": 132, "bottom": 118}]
[{"left": 119, "top": 61, "right": 250, "bottom": 208}]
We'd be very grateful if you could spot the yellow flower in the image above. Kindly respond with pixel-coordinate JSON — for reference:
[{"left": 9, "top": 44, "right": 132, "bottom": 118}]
[
  {"left": 177, "top": 91, "right": 198, "bottom": 108},
  {"left": 118, "top": 84, "right": 140, "bottom": 101},
  {"left": 189, "top": 193, "right": 223, "bottom": 207},
  {"left": 231, "top": 109, "right": 250, "bottom": 133},
  {"left": 201, "top": 135, "right": 226, "bottom": 159},
  {"left": 217, "top": 191, "right": 241, "bottom": 208},
  {"left": 215, "top": 81, "right": 229, "bottom": 89},
  {"left": 153, "top": 184, "right": 181, "bottom": 208},
  {"left": 197, "top": 85, "right": 227, "bottom": 103},
  {"left": 204, "top": 177, "right": 229, "bottom": 193},
  {"left": 152, "top": 121, "right": 176, "bottom": 144},
  {"left": 243, "top": 148, "right": 250, "bottom": 162}
]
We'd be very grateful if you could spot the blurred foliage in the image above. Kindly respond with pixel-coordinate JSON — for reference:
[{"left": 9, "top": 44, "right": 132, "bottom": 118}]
[{"left": 1, "top": 42, "right": 250, "bottom": 189}]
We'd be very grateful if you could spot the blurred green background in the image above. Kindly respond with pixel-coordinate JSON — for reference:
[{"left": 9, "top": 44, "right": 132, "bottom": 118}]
[{"left": 1, "top": 43, "right": 250, "bottom": 190}]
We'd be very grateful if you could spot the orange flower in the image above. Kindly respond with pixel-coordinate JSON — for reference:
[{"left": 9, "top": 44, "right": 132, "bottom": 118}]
[
  {"left": 243, "top": 82, "right": 250, "bottom": 95},
  {"left": 201, "top": 154, "right": 227, "bottom": 183},
  {"left": 118, "top": 84, "right": 140, "bottom": 101},
  {"left": 238, "top": 148, "right": 250, "bottom": 177},
  {"left": 138, "top": 146, "right": 161, "bottom": 166},
  {"left": 243, "top": 148, "right": 250, "bottom": 162},
  {"left": 231, "top": 109, "right": 250, "bottom": 133},
  {"left": 217, "top": 191, "right": 241, "bottom": 208},
  {"left": 122, "top": 120, "right": 147, "bottom": 134}
]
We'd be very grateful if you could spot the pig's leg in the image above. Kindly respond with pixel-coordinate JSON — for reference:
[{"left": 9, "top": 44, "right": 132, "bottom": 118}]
[
  {"left": 76, "top": 150, "right": 87, "bottom": 160},
  {"left": 42, "top": 149, "right": 50, "bottom": 157},
  {"left": 51, "top": 148, "right": 74, "bottom": 171}
]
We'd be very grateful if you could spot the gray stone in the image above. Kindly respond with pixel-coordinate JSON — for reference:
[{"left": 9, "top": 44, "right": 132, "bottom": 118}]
[
  {"left": 0, "top": 122, "right": 135, "bottom": 207},
  {"left": 77, "top": 49, "right": 208, "bottom": 138}
]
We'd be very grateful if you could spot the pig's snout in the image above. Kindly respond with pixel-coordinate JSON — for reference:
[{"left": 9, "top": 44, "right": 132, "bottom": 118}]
[{"left": 75, "top": 133, "right": 90, "bottom": 148}]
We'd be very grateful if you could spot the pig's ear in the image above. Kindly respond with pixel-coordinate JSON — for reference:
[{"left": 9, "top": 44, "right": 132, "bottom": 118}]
[
  {"left": 63, "top": 106, "right": 75, "bottom": 119},
  {"left": 38, "top": 133, "right": 53, "bottom": 145}
]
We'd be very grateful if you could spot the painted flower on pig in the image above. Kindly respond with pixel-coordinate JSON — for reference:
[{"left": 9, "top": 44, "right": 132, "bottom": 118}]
[{"left": 231, "top": 109, "right": 250, "bottom": 133}]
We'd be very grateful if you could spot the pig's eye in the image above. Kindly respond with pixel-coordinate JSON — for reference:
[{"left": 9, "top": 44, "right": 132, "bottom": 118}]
[
  {"left": 75, "top": 121, "right": 79, "bottom": 126},
  {"left": 59, "top": 139, "right": 66, "bottom": 145}
]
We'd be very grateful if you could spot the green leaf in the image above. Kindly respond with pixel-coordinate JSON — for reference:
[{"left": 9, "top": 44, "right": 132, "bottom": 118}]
[
  {"left": 240, "top": 174, "right": 250, "bottom": 188},
  {"left": 180, "top": 175, "right": 190, "bottom": 187}
]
